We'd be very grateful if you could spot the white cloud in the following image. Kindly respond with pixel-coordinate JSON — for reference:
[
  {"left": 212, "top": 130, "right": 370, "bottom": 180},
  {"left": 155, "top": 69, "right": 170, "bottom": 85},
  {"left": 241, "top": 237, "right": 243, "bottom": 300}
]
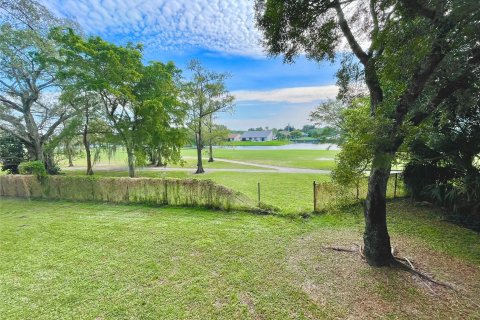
[
  {"left": 233, "top": 85, "right": 338, "bottom": 103},
  {"left": 42, "top": 0, "right": 264, "bottom": 57}
]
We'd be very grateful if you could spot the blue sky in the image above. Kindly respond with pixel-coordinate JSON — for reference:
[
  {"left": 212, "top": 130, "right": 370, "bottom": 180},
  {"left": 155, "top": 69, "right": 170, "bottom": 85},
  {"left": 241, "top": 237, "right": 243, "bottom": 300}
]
[{"left": 42, "top": 0, "right": 340, "bottom": 130}]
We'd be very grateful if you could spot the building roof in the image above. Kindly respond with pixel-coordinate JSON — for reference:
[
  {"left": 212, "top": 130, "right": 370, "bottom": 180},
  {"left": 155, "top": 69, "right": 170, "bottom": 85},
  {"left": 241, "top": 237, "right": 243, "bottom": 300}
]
[
  {"left": 228, "top": 133, "right": 241, "bottom": 138},
  {"left": 240, "top": 130, "right": 273, "bottom": 138}
]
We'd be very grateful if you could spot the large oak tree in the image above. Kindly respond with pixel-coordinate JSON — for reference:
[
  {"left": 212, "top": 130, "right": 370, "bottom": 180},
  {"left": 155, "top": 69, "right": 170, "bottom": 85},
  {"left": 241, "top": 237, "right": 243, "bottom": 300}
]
[
  {"left": 255, "top": 0, "right": 480, "bottom": 266},
  {"left": 0, "top": 0, "right": 76, "bottom": 173}
]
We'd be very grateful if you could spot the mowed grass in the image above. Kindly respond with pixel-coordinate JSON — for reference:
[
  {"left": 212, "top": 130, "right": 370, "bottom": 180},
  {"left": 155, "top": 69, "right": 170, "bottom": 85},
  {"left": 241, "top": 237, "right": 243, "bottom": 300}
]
[
  {"left": 0, "top": 199, "right": 479, "bottom": 319},
  {"left": 63, "top": 150, "right": 271, "bottom": 170},
  {"left": 181, "top": 148, "right": 339, "bottom": 170},
  {"left": 64, "top": 170, "right": 331, "bottom": 214},
  {"left": 65, "top": 148, "right": 339, "bottom": 170}
]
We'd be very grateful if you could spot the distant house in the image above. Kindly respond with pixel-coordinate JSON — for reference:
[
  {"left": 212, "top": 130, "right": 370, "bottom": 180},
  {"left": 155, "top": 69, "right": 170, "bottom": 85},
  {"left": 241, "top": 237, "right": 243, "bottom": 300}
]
[
  {"left": 240, "top": 130, "right": 274, "bottom": 142},
  {"left": 227, "top": 133, "right": 241, "bottom": 142}
]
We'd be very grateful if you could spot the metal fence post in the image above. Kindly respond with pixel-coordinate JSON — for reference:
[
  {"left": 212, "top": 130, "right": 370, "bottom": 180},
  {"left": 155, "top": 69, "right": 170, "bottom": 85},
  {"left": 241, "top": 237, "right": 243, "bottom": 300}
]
[
  {"left": 313, "top": 181, "right": 317, "bottom": 212},
  {"left": 258, "top": 182, "right": 261, "bottom": 208},
  {"left": 394, "top": 173, "right": 398, "bottom": 199}
]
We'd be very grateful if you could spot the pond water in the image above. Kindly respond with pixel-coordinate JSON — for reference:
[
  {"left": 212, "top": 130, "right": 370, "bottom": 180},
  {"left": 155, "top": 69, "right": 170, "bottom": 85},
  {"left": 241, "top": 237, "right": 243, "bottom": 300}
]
[{"left": 214, "top": 143, "right": 340, "bottom": 151}]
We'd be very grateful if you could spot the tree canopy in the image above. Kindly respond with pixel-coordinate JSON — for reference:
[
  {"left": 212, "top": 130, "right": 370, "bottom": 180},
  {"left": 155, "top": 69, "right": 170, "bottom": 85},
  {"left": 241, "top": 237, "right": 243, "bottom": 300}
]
[{"left": 256, "top": 0, "right": 480, "bottom": 266}]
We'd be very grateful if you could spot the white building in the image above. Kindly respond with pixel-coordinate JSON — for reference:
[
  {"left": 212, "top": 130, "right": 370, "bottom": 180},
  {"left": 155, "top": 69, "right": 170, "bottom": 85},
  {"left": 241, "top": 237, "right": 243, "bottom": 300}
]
[{"left": 240, "top": 130, "right": 274, "bottom": 142}]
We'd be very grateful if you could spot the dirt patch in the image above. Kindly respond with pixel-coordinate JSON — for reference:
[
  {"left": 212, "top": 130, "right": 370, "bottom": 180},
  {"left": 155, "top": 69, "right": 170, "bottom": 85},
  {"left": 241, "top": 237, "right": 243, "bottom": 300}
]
[
  {"left": 286, "top": 229, "right": 480, "bottom": 319},
  {"left": 239, "top": 291, "right": 263, "bottom": 319}
]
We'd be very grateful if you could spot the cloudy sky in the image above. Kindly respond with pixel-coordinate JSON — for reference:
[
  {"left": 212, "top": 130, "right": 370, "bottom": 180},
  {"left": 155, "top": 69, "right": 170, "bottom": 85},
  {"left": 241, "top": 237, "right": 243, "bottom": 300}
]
[{"left": 42, "top": 0, "right": 340, "bottom": 130}]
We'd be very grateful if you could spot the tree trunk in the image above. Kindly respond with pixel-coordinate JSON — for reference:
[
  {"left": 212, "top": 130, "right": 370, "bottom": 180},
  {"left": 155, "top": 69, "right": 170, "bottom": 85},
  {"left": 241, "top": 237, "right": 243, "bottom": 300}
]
[
  {"left": 83, "top": 124, "right": 93, "bottom": 176},
  {"left": 363, "top": 154, "right": 394, "bottom": 266},
  {"left": 33, "top": 140, "right": 44, "bottom": 162},
  {"left": 208, "top": 141, "right": 214, "bottom": 162},
  {"left": 156, "top": 150, "right": 164, "bottom": 167},
  {"left": 195, "top": 122, "right": 204, "bottom": 174},
  {"left": 126, "top": 147, "right": 135, "bottom": 178},
  {"left": 66, "top": 141, "right": 74, "bottom": 167},
  {"left": 196, "top": 141, "right": 204, "bottom": 174},
  {"left": 44, "top": 151, "right": 57, "bottom": 174},
  {"left": 208, "top": 114, "right": 214, "bottom": 162}
]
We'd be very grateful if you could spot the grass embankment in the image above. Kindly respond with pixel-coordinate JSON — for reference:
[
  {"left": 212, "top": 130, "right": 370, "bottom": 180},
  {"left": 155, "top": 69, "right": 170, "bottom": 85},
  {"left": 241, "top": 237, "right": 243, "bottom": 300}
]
[
  {"left": 65, "top": 170, "right": 331, "bottom": 214},
  {"left": 0, "top": 199, "right": 479, "bottom": 319}
]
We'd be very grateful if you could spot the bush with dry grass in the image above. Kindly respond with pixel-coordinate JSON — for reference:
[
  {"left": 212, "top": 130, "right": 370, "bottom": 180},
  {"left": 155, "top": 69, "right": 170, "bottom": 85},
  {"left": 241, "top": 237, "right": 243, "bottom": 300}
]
[{"left": 0, "top": 175, "right": 255, "bottom": 211}]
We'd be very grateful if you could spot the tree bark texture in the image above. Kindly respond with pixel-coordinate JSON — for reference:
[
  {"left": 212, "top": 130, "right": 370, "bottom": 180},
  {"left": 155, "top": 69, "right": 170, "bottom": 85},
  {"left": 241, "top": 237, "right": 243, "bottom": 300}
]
[
  {"left": 363, "top": 156, "right": 394, "bottom": 266},
  {"left": 126, "top": 147, "right": 135, "bottom": 178},
  {"left": 196, "top": 118, "right": 204, "bottom": 174}
]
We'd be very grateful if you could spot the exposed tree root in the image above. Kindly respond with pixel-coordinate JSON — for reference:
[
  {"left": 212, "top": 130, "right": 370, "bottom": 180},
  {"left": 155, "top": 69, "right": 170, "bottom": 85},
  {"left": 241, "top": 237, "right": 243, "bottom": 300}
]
[{"left": 323, "top": 244, "right": 455, "bottom": 290}]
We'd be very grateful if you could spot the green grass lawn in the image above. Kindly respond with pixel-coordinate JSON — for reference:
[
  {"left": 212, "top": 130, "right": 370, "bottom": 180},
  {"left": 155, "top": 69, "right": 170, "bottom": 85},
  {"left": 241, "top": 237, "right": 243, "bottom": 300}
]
[
  {"left": 63, "top": 150, "right": 272, "bottom": 170},
  {"left": 181, "top": 148, "right": 339, "bottom": 170},
  {"left": 65, "top": 148, "right": 339, "bottom": 170},
  {"left": 1, "top": 199, "right": 479, "bottom": 319},
  {"left": 166, "top": 157, "right": 274, "bottom": 170},
  {"left": 65, "top": 170, "right": 331, "bottom": 214}
]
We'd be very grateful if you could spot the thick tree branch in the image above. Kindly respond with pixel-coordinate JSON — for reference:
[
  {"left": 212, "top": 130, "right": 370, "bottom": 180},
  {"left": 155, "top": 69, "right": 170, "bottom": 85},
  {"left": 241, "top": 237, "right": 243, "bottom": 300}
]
[
  {"left": 0, "top": 112, "right": 27, "bottom": 132},
  {"left": 0, "top": 123, "right": 31, "bottom": 144},
  {"left": 334, "top": 0, "right": 369, "bottom": 65},
  {"left": 393, "top": 27, "right": 453, "bottom": 126},
  {"left": 410, "top": 48, "right": 480, "bottom": 125},
  {"left": 0, "top": 96, "right": 23, "bottom": 112},
  {"left": 368, "top": 0, "right": 379, "bottom": 56},
  {"left": 40, "top": 111, "right": 72, "bottom": 143}
]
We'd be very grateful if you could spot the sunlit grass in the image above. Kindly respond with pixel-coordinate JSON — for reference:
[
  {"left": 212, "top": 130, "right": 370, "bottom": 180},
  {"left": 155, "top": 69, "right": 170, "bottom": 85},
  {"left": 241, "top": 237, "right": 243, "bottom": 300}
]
[{"left": 1, "top": 199, "right": 478, "bottom": 319}]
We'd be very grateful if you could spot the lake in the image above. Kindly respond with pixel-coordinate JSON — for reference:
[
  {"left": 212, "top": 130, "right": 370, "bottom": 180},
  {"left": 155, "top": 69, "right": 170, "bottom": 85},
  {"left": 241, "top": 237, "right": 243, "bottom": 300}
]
[{"left": 215, "top": 143, "right": 340, "bottom": 150}]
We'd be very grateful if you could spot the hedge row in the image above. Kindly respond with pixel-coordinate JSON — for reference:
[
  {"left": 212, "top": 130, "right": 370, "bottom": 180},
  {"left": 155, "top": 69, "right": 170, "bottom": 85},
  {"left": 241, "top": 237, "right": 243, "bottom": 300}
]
[
  {"left": 314, "top": 174, "right": 405, "bottom": 211},
  {"left": 0, "top": 175, "right": 256, "bottom": 211}
]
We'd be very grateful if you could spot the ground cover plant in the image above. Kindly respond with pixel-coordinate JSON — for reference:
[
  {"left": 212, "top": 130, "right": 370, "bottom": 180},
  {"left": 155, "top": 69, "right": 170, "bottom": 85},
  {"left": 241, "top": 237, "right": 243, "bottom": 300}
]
[{"left": 0, "top": 198, "right": 479, "bottom": 319}]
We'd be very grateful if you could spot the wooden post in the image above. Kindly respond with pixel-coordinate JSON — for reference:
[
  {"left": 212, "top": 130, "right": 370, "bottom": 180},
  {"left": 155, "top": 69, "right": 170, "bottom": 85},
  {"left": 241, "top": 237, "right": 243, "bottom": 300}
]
[
  {"left": 258, "top": 182, "right": 261, "bottom": 208},
  {"left": 164, "top": 180, "right": 168, "bottom": 205},
  {"left": 394, "top": 173, "right": 398, "bottom": 199},
  {"left": 313, "top": 181, "right": 317, "bottom": 212}
]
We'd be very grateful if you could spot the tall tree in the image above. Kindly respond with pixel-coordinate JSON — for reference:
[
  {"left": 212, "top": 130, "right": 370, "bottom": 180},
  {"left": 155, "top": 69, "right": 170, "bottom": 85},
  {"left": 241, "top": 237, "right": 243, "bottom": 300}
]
[
  {"left": 59, "top": 89, "right": 105, "bottom": 175},
  {"left": 184, "top": 60, "right": 234, "bottom": 174},
  {"left": 205, "top": 121, "right": 229, "bottom": 162},
  {"left": 0, "top": 0, "right": 76, "bottom": 173},
  {"left": 134, "top": 61, "right": 188, "bottom": 169},
  {"left": 256, "top": 0, "right": 480, "bottom": 266},
  {"left": 56, "top": 30, "right": 187, "bottom": 177},
  {"left": 55, "top": 30, "right": 142, "bottom": 177}
]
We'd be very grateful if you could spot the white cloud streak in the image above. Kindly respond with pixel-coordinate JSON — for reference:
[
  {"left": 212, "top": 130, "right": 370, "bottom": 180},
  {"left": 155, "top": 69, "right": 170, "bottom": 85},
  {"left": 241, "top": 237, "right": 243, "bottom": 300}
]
[
  {"left": 42, "top": 0, "right": 264, "bottom": 57},
  {"left": 233, "top": 85, "right": 338, "bottom": 103}
]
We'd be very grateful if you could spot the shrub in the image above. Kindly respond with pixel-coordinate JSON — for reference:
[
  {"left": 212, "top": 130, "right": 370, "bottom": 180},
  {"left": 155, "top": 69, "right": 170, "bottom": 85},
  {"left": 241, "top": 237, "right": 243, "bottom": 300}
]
[
  {"left": 18, "top": 160, "right": 47, "bottom": 178},
  {"left": 0, "top": 132, "right": 26, "bottom": 173}
]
